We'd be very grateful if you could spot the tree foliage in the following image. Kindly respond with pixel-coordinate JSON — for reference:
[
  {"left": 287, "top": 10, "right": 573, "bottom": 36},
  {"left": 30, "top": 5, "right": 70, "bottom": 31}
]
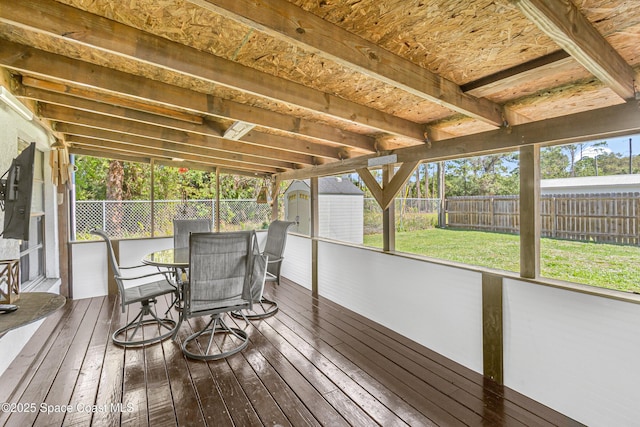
[
  {"left": 73, "top": 156, "right": 264, "bottom": 201},
  {"left": 74, "top": 140, "right": 640, "bottom": 202}
]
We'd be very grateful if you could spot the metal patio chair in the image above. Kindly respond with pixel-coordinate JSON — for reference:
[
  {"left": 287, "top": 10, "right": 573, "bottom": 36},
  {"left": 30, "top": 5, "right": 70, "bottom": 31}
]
[
  {"left": 232, "top": 220, "right": 295, "bottom": 320},
  {"left": 91, "top": 229, "right": 178, "bottom": 347},
  {"left": 178, "top": 231, "right": 267, "bottom": 360},
  {"left": 173, "top": 218, "right": 212, "bottom": 249}
]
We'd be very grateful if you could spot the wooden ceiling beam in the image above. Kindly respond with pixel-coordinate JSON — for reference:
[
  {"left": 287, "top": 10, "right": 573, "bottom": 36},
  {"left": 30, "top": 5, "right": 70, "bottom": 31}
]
[
  {"left": 513, "top": 0, "right": 636, "bottom": 100},
  {"left": 0, "top": 0, "right": 426, "bottom": 142},
  {"left": 38, "top": 103, "right": 311, "bottom": 168},
  {"left": 20, "top": 76, "right": 204, "bottom": 124},
  {"left": 188, "top": 0, "right": 504, "bottom": 127},
  {"left": 278, "top": 101, "right": 640, "bottom": 181},
  {"left": 67, "top": 135, "right": 278, "bottom": 174},
  {"left": 60, "top": 125, "right": 279, "bottom": 173},
  {"left": 0, "top": 40, "right": 378, "bottom": 153},
  {"left": 16, "top": 83, "right": 343, "bottom": 161},
  {"left": 16, "top": 84, "right": 223, "bottom": 136},
  {"left": 461, "top": 50, "right": 574, "bottom": 97}
]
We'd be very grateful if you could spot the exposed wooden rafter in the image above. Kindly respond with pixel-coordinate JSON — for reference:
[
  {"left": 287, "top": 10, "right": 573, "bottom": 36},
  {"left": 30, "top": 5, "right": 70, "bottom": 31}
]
[
  {"left": 188, "top": 0, "right": 505, "bottom": 128},
  {"left": 0, "top": 0, "right": 426, "bottom": 143},
  {"left": 513, "top": 0, "right": 636, "bottom": 100},
  {"left": 15, "top": 83, "right": 345, "bottom": 162},
  {"left": 279, "top": 101, "right": 640, "bottom": 181}
]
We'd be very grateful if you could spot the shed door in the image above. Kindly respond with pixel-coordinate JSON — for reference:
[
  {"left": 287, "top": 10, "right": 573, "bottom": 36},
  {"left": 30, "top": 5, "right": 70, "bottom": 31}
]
[{"left": 286, "top": 191, "right": 310, "bottom": 235}]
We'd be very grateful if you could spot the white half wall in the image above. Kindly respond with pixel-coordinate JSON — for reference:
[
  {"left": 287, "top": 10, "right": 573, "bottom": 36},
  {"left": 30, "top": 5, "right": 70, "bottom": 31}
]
[
  {"left": 281, "top": 233, "right": 312, "bottom": 290},
  {"left": 504, "top": 279, "right": 640, "bottom": 427},
  {"left": 316, "top": 240, "right": 484, "bottom": 373},
  {"left": 71, "top": 241, "right": 108, "bottom": 299}
]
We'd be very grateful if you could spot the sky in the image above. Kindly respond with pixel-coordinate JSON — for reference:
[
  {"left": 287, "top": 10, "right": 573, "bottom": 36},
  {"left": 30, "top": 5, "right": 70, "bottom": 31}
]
[{"left": 580, "top": 133, "right": 640, "bottom": 158}]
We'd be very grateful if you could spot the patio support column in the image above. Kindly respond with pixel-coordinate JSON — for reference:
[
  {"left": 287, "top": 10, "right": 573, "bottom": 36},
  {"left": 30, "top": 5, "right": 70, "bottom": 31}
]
[
  {"left": 56, "top": 182, "right": 70, "bottom": 297},
  {"left": 382, "top": 164, "right": 395, "bottom": 252},
  {"left": 310, "top": 176, "right": 319, "bottom": 295},
  {"left": 482, "top": 273, "right": 503, "bottom": 384},
  {"left": 150, "top": 158, "right": 155, "bottom": 237},
  {"left": 520, "top": 145, "right": 541, "bottom": 278},
  {"left": 215, "top": 168, "right": 220, "bottom": 232},
  {"left": 271, "top": 176, "right": 280, "bottom": 220}
]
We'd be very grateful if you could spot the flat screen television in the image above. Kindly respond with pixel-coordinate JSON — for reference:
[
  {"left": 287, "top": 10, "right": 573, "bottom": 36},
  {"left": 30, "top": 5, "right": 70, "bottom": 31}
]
[{"left": 0, "top": 142, "right": 36, "bottom": 241}]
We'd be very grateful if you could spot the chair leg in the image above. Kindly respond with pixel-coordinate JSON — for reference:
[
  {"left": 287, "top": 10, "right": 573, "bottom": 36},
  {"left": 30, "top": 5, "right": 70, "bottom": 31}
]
[
  {"left": 113, "top": 299, "right": 177, "bottom": 347},
  {"left": 231, "top": 297, "right": 278, "bottom": 320},
  {"left": 181, "top": 314, "right": 249, "bottom": 360}
]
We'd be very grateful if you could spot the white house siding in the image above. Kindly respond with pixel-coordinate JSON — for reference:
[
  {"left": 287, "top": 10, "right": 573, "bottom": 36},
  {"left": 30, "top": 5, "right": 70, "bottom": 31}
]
[
  {"left": 318, "top": 194, "right": 364, "bottom": 244},
  {"left": 541, "top": 174, "right": 640, "bottom": 195},
  {"left": 0, "top": 96, "right": 60, "bottom": 377}
]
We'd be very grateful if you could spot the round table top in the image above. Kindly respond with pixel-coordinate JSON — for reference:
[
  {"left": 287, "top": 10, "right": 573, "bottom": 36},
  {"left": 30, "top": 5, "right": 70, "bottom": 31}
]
[
  {"left": 0, "top": 292, "right": 66, "bottom": 335},
  {"left": 142, "top": 248, "right": 189, "bottom": 268}
]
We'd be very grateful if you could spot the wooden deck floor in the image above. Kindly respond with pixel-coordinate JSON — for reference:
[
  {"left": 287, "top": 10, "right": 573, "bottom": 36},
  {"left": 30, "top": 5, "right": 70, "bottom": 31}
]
[{"left": 0, "top": 278, "right": 582, "bottom": 427}]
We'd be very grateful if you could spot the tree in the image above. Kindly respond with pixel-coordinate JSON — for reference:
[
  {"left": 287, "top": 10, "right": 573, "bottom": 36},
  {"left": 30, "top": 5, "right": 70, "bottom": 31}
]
[{"left": 540, "top": 146, "right": 570, "bottom": 179}]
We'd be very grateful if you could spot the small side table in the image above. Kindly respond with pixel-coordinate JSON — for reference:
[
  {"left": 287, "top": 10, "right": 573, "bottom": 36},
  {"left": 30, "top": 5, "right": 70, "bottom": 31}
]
[
  {"left": 0, "top": 260, "right": 20, "bottom": 304},
  {"left": 0, "top": 292, "right": 66, "bottom": 335}
]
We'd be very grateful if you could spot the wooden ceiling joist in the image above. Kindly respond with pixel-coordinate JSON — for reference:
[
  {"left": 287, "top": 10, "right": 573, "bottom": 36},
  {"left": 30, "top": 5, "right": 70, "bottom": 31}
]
[
  {"left": 513, "top": 0, "right": 636, "bottom": 100},
  {"left": 38, "top": 104, "right": 302, "bottom": 169},
  {"left": 16, "top": 83, "right": 345, "bottom": 161},
  {"left": 67, "top": 135, "right": 279, "bottom": 174},
  {"left": 188, "top": 0, "right": 504, "bottom": 127},
  {"left": 20, "top": 76, "right": 204, "bottom": 124},
  {"left": 0, "top": 0, "right": 427, "bottom": 142},
  {"left": 279, "top": 101, "right": 640, "bottom": 181},
  {"left": 59, "top": 124, "right": 279, "bottom": 173},
  {"left": 0, "top": 40, "right": 378, "bottom": 154}
]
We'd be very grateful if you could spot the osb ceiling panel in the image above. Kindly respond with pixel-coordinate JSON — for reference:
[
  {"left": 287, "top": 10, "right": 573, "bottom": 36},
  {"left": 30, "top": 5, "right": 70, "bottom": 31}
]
[{"left": 0, "top": 0, "right": 639, "bottom": 177}]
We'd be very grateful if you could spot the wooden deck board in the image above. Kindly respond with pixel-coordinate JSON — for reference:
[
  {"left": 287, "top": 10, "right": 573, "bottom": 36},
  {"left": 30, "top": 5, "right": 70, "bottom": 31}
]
[{"left": 0, "top": 278, "right": 583, "bottom": 427}]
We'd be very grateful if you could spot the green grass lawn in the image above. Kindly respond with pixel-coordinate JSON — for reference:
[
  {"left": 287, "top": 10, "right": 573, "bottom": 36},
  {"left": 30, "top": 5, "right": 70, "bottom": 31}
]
[{"left": 363, "top": 228, "right": 640, "bottom": 293}]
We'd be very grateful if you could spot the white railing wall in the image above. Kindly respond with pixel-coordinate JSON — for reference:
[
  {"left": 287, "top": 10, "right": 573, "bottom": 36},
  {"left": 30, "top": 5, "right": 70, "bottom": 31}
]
[
  {"left": 70, "top": 233, "right": 640, "bottom": 426},
  {"left": 316, "top": 240, "right": 484, "bottom": 373},
  {"left": 503, "top": 278, "right": 640, "bottom": 426},
  {"left": 281, "top": 234, "right": 312, "bottom": 290}
]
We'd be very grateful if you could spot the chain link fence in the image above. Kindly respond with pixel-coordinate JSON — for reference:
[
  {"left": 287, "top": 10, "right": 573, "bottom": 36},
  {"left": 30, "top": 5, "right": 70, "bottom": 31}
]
[
  {"left": 75, "top": 197, "right": 439, "bottom": 240},
  {"left": 74, "top": 199, "right": 276, "bottom": 240}
]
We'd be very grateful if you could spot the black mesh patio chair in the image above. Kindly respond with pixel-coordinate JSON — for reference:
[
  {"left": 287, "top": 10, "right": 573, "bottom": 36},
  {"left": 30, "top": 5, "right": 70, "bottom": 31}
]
[
  {"left": 233, "top": 220, "right": 295, "bottom": 320},
  {"left": 91, "top": 229, "right": 178, "bottom": 347},
  {"left": 178, "top": 231, "right": 267, "bottom": 360}
]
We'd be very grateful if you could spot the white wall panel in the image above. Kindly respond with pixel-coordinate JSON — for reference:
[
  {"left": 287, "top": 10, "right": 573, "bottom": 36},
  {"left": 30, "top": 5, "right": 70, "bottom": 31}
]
[
  {"left": 118, "top": 238, "right": 173, "bottom": 287},
  {"left": 317, "top": 241, "right": 483, "bottom": 372},
  {"left": 504, "top": 279, "right": 640, "bottom": 426},
  {"left": 71, "top": 241, "right": 108, "bottom": 299},
  {"left": 281, "top": 234, "right": 311, "bottom": 290}
]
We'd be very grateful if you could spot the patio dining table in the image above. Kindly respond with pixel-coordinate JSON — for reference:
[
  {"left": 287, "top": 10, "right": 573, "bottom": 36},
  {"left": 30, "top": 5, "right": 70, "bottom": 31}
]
[{"left": 142, "top": 247, "right": 189, "bottom": 270}]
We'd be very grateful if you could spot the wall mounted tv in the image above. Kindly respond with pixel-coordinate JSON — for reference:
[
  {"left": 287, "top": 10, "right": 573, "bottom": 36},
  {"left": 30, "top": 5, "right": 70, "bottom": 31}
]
[{"left": 0, "top": 142, "right": 36, "bottom": 241}]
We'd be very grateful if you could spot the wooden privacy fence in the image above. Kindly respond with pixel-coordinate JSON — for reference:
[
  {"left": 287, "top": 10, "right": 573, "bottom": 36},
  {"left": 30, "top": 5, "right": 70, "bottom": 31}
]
[{"left": 446, "top": 193, "right": 640, "bottom": 245}]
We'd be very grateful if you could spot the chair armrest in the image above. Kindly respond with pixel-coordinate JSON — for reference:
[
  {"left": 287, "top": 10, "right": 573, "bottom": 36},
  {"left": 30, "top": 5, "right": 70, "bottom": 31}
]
[
  {"left": 266, "top": 257, "right": 283, "bottom": 264},
  {"left": 117, "top": 270, "right": 176, "bottom": 284}
]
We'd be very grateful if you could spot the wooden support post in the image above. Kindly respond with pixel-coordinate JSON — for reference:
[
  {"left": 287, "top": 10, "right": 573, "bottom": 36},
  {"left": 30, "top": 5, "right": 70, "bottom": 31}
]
[
  {"left": 215, "top": 168, "right": 221, "bottom": 232},
  {"left": 150, "top": 159, "right": 155, "bottom": 237},
  {"left": 482, "top": 273, "right": 503, "bottom": 384},
  {"left": 56, "top": 183, "right": 70, "bottom": 297},
  {"left": 438, "top": 161, "right": 446, "bottom": 227},
  {"left": 271, "top": 176, "right": 280, "bottom": 220},
  {"left": 310, "top": 176, "right": 319, "bottom": 295},
  {"left": 520, "top": 145, "right": 540, "bottom": 279},
  {"left": 382, "top": 164, "right": 395, "bottom": 252}
]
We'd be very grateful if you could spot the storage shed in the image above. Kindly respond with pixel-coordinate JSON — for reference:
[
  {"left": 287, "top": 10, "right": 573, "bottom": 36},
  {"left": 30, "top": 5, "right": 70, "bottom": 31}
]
[{"left": 284, "top": 177, "right": 364, "bottom": 244}]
